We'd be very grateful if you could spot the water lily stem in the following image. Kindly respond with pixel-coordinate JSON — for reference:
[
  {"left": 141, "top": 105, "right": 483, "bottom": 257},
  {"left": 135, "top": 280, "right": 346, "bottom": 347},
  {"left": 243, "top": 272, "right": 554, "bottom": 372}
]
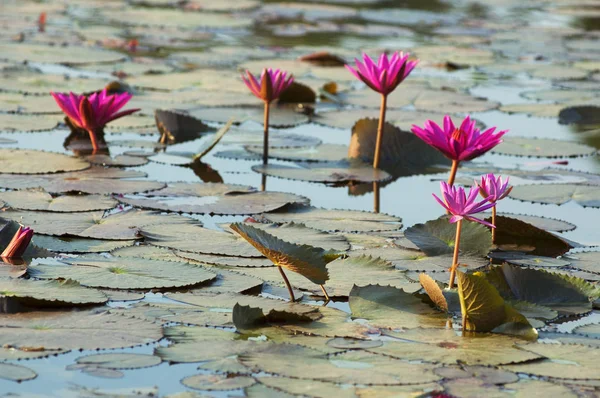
[
  {"left": 278, "top": 266, "right": 295, "bottom": 302},
  {"left": 448, "top": 219, "right": 462, "bottom": 289},
  {"left": 263, "top": 101, "right": 270, "bottom": 165},
  {"left": 373, "top": 94, "right": 387, "bottom": 169},
  {"left": 491, "top": 205, "right": 497, "bottom": 243},
  {"left": 320, "top": 284, "right": 331, "bottom": 303},
  {"left": 373, "top": 181, "right": 380, "bottom": 213},
  {"left": 447, "top": 159, "right": 459, "bottom": 186},
  {"left": 87, "top": 129, "right": 100, "bottom": 154}
]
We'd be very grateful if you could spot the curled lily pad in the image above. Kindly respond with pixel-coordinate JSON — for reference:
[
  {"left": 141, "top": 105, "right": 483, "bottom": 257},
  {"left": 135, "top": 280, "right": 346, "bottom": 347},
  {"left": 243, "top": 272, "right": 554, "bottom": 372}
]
[
  {"left": 349, "top": 284, "right": 447, "bottom": 329},
  {"left": 31, "top": 255, "right": 217, "bottom": 290},
  {"left": 490, "top": 216, "right": 572, "bottom": 257},
  {"left": 0, "top": 190, "right": 117, "bottom": 212},
  {"left": 349, "top": 119, "right": 450, "bottom": 177},
  {"left": 0, "top": 279, "right": 107, "bottom": 307},
  {"left": 509, "top": 184, "right": 600, "bottom": 207},
  {"left": 405, "top": 218, "right": 492, "bottom": 257},
  {"left": 252, "top": 160, "right": 391, "bottom": 184},
  {"left": 231, "top": 222, "right": 337, "bottom": 285},
  {"left": 261, "top": 205, "right": 402, "bottom": 232},
  {"left": 0, "top": 363, "right": 37, "bottom": 382},
  {"left": 492, "top": 137, "right": 597, "bottom": 158},
  {"left": 456, "top": 271, "right": 536, "bottom": 339},
  {"left": 0, "top": 309, "right": 163, "bottom": 352},
  {"left": 0, "top": 148, "right": 89, "bottom": 174}
]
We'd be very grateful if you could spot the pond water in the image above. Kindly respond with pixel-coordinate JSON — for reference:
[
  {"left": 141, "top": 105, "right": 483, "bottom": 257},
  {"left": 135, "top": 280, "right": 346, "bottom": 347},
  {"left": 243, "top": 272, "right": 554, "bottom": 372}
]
[{"left": 1, "top": 0, "right": 600, "bottom": 397}]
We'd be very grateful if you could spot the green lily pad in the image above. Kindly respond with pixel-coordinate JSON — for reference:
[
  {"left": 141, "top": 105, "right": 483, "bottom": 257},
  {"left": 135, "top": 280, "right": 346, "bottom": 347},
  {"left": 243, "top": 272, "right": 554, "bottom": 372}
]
[
  {"left": 1, "top": 209, "right": 195, "bottom": 240},
  {"left": 488, "top": 251, "right": 570, "bottom": 268},
  {"left": 31, "top": 255, "right": 217, "bottom": 290},
  {"left": 509, "top": 183, "right": 600, "bottom": 207},
  {"left": 0, "top": 190, "right": 117, "bottom": 212},
  {"left": 0, "top": 309, "right": 163, "bottom": 353},
  {"left": 0, "top": 279, "right": 107, "bottom": 307},
  {"left": 0, "top": 148, "right": 89, "bottom": 174},
  {"left": 492, "top": 137, "right": 597, "bottom": 158},
  {"left": 74, "top": 353, "right": 162, "bottom": 369},
  {"left": 349, "top": 284, "right": 447, "bottom": 329},
  {"left": 246, "top": 143, "right": 349, "bottom": 163},
  {"left": 252, "top": 160, "right": 391, "bottom": 184},
  {"left": 315, "top": 109, "right": 445, "bottom": 131},
  {"left": 484, "top": 213, "right": 576, "bottom": 233},
  {"left": 0, "top": 113, "right": 59, "bottom": 132},
  {"left": 0, "top": 42, "right": 126, "bottom": 64},
  {"left": 405, "top": 218, "right": 492, "bottom": 257},
  {"left": 189, "top": 106, "right": 309, "bottom": 127},
  {"left": 31, "top": 235, "right": 135, "bottom": 253},
  {"left": 85, "top": 154, "right": 149, "bottom": 167},
  {"left": 564, "top": 251, "right": 600, "bottom": 273},
  {"left": 0, "top": 363, "right": 37, "bottom": 382},
  {"left": 262, "top": 205, "right": 402, "bottom": 232},
  {"left": 182, "top": 374, "right": 256, "bottom": 391}
]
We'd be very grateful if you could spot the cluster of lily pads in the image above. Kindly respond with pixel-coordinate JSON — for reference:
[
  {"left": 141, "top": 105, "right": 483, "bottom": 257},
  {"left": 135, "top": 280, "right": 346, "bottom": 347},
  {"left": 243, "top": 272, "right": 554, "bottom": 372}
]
[{"left": 2, "top": 0, "right": 600, "bottom": 396}]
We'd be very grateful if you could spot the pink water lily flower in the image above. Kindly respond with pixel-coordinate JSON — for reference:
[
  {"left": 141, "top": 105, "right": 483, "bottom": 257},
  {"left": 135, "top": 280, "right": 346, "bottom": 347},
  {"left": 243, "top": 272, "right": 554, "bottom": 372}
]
[
  {"left": 476, "top": 173, "right": 512, "bottom": 203},
  {"left": 433, "top": 182, "right": 496, "bottom": 228},
  {"left": 242, "top": 68, "right": 294, "bottom": 103},
  {"left": 51, "top": 89, "right": 140, "bottom": 152},
  {"left": 412, "top": 115, "right": 506, "bottom": 163},
  {"left": 345, "top": 52, "right": 418, "bottom": 95},
  {"left": 1, "top": 226, "right": 34, "bottom": 258}
]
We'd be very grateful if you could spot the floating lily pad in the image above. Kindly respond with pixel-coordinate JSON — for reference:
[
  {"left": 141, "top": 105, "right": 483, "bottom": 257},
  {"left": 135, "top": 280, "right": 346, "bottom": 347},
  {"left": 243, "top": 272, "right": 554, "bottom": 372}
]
[
  {"left": 32, "top": 235, "right": 135, "bottom": 253},
  {"left": 102, "top": 8, "right": 253, "bottom": 29},
  {"left": 349, "top": 284, "right": 447, "bottom": 329},
  {"left": 257, "top": 376, "right": 358, "bottom": 398},
  {"left": 175, "top": 251, "right": 273, "bottom": 268},
  {"left": 0, "top": 363, "right": 37, "bottom": 382},
  {"left": 564, "top": 251, "right": 600, "bottom": 274},
  {"left": 500, "top": 103, "right": 565, "bottom": 117},
  {"left": 0, "top": 279, "right": 107, "bottom": 307},
  {"left": 1, "top": 209, "right": 195, "bottom": 240},
  {"left": 434, "top": 365, "right": 518, "bottom": 384},
  {"left": 493, "top": 137, "right": 597, "bottom": 158},
  {"left": 413, "top": 89, "right": 500, "bottom": 113},
  {"left": 0, "top": 149, "right": 89, "bottom": 174},
  {"left": 405, "top": 218, "right": 492, "bottom": 257},
  {"left": 509, "top": 184, "right": 600, "bottom": 207},
  {"left": 141, "top": 223, "right": 260, "bottom": 257},
  {"left": 315, "top": 109, "right": 445, "bottom": 130},
  {"left": 189, "top": 106, "right": 309, "bottom": 127},
  {"left": 488, "top": 251, "right": 570, "bottom": 268},
  {"left": 262, "top": 205, "right": 402, "bottom": 232},
  {"left": 246, "top": 144, "right": 348, "bottom": 163},
  {"left": 31, "top": 255, "right": 217, "bottom": 290},
  {"left": 0, "top": 113, "right": 59, "bottom": 132},
  {"left": 483, "top": 213, "right": 576, "bottom": 233},
  {"left": 0, "top": 309, "right": 163, "bottom": 352},
  {"left": 0, "top": 42, "right": 126, "bottom": 64},
  {"left": 503, "top": 344, "right": 600, "bottom": 380},
  {"left": 0, "top": 190, "right": 117, "bottom": 212},
  {"left": 221, "top": 127, "right": 321, "bottom": 148},
  {"left": 252, "top": 161, "right": 391, "bottom": 184},
  {"left": 86, "top": 154, "right": 149, "bottom": 167},
  {"left": 74, "top": 353, "right": 161, "bottom": 370},
  {"left": 182, "top": 374, "right": 256, "bottom": 391},
  {"left": 119, "top": 190, "right": 307, "bottom": 215},
  {"left": 0, "top": 167, "right": 165, "bottom": 194}
]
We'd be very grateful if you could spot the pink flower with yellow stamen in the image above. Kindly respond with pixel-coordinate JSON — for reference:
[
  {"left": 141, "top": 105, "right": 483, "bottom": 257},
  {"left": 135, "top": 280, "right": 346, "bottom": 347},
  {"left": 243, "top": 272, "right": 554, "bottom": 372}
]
[{"left": 433, "top": 182, "right": 496, "bottom": 228}]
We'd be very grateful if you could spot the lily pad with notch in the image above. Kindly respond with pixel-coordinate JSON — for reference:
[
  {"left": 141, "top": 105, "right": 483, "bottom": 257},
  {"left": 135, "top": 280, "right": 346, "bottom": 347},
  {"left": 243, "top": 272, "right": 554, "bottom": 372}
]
[
  {"left": 30, "top": 255, "right": 217, "bottom": 290},
  {"left": 0, "top": 190, "right": 117, "bottom": 212}
]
